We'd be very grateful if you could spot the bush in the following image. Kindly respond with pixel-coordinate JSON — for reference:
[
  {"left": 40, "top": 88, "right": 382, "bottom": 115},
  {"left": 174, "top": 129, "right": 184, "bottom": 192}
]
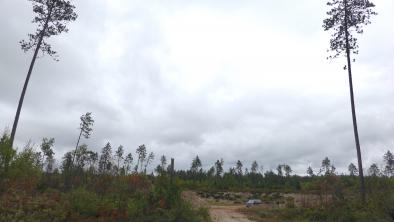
[{"left": 68, "top": 188, "right": 99, "bottom": 217}]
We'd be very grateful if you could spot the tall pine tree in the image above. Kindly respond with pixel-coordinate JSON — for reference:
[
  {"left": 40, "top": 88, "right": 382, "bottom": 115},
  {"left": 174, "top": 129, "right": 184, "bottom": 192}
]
[{"left": 323, "top": 0, "right": 377, "bottom": 202}]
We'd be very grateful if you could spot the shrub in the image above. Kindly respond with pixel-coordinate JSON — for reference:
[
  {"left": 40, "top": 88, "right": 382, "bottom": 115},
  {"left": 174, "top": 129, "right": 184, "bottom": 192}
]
[{"left": 69, "top": 188, "right": 99, "bottom": 217}]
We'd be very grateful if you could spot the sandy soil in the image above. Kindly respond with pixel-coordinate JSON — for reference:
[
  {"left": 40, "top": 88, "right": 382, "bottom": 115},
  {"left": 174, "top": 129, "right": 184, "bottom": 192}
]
[
  {"left": 182, "top": 191, "right": 255, "bottom": 222},
  {"left": 209, "top": 205, "right": 254, "bottom": 222}
]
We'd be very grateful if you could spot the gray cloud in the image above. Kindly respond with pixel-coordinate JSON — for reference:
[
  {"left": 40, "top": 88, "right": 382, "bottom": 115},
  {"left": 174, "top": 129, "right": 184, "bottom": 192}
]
[{"left": 1, "top": 0, "right": 394, "bottom": 174}]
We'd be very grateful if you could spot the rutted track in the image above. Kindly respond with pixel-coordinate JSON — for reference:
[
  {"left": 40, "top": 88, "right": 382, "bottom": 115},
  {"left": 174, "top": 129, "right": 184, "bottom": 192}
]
[{"left": 209, "top": 205, "right": 254, "bottom": 222}]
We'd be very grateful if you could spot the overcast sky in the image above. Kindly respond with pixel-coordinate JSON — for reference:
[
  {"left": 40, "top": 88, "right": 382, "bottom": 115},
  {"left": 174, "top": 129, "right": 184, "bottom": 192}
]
[{"left": 1, "top": 0, "right": 394, "bottom": 174}]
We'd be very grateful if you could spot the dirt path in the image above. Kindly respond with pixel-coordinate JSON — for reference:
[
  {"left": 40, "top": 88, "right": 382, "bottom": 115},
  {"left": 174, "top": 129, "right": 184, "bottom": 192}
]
[
  {"left": 209, "top": 205, "right": 254, "bottom": 222},
  {"left": 182, "top": 191, "right": 255, "bottom": 222}
]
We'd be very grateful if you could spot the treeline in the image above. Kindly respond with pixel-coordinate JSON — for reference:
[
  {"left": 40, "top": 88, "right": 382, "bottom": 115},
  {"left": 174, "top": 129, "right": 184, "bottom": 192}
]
[
  {"left": 172, "top": 151, "right": 394, "bottom": 192},
  {"left": 2, "top": 126, "right": 394, "bottom": 193},
  {"left": 1, "top": 120, "right": 394, "bottom": 221},
  {"left": 176, "top": 152, "right": 394, "bottom": 221},
  {"left": 1, "top": 112, "right": 394, "bottom": 221}
]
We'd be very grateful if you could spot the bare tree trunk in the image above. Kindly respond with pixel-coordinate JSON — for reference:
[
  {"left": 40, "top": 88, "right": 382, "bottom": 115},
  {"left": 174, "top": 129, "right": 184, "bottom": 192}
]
[
  {"left": 135, "top": 158, "right": 140, "bottom": 173},
  {"left": 70, "top": 129, "right": 83, "bottom": 189},
  {"left": 139, "top": 158, "right": 144, "bottom": 173},
  {"left": 72, "top": 129, "right": 83, "bottom": 166},
  {"left": 344, "top": 0, "right": 366, "bottom": 203},
  {"left": 170, "top": 158, "right": 175, "bottom": 184},
  {"left": 10, "top": 5, "right": 53, "bottom": 148},
  {"left": 117, "top": 159, "right": 120, "bottom": 175}
]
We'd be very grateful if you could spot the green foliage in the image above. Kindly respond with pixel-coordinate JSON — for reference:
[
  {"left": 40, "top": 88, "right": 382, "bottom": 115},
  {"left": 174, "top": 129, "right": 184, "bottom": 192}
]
[
  {"left": 323, "top": 0, "right": 377, "bottom": 58},
  {"left": 98, "top": 142, "right": 112, "bottom": 174},
  {"left": 383, "top": 150, "right": 394, "bottom": 177},
  {"left": 243, "top": 175, "right": 394, "bottom": 222},
  {"left": 136, "top": 144, "right": 147, "bottom": 173},
  {"left": 245, "top": 200, "right": 393, "bottom": 222},
  {"left": 68, "top": 188, "right": 99, "bottom": 217},
  {"left": 21, "top": 0, "right": 78, "bottom": 58},
  {"left": 0, "top": 134, "right": 207, "bottom": 221},
  {"left": 79, "top": 112, "right": 94, "bottom": 139},
  {"left": 1, "top": 173, "right": 208, "bottom": 221},
  {"left": 126, "top": 193, "right": 148, "bottom": 218},
  {"left": 3, "top": 128, "right": 394, "bottom": 222},
  {"left": 191, "top": 155, "right": 202, "bottom": 172},
  {"left": 40, "top": 137, "right": 55, "bottom": 173},
  {"left": 8, "top": 144, "right": 42, "bottom": 191},
  {"left": 0, "top": 132, "right": 16, "bottom": 178}
]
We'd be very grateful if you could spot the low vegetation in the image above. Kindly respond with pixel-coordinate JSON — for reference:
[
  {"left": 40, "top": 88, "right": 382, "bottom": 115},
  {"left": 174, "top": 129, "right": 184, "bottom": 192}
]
[
  {"left": 2, "top": 127, "right": 394, "bottom": 221},
  {"left": 0, "top": 132, "right": 210, "bottom": 222}
]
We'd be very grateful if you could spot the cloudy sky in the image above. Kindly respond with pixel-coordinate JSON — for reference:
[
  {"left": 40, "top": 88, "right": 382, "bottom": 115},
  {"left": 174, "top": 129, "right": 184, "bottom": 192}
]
[{"left": 1, "top": 0, "right": 394, "bottom": 174}]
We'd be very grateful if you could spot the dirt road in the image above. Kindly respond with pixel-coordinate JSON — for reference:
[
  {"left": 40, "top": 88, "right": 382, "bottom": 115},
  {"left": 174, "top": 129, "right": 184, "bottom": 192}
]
[
  {"left": 182, "top": 191, "right": 255, "bottom": 222},
  {"left": 209, "top": 205, "right": 254, "bottom": 222}
]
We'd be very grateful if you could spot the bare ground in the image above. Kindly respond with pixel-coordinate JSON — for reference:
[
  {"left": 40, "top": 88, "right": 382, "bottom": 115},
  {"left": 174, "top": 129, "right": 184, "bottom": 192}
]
[
  {"left": 210, "top": 205, "right": 254, "bottom": 222},
  {"left": 182, "top": 191, "right": 255, "bottom": 222}
]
